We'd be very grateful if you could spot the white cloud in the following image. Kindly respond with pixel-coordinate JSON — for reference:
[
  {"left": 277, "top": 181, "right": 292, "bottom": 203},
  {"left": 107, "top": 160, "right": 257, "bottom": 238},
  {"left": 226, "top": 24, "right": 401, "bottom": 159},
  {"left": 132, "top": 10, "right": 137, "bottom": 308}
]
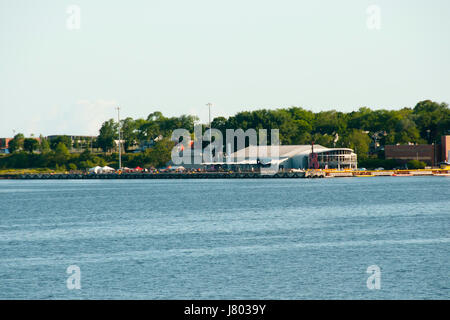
[
  {"left": 72, "top": 99, "right": 118, "bottom": 135},
  {"left": 24, "top": 100, "right": 118, "bottom": 137}
]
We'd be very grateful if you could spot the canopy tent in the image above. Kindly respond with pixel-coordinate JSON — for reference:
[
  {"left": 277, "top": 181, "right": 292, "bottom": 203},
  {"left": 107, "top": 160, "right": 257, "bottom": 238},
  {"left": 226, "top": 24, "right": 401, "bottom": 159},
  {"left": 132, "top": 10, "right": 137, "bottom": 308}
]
[
  {"left": 88, "top": 166, "right": 102, "bottom": 174},
  {"left": 101, "top": 166, "right": 115, "bottom": 173},
  {"left": 135, "top": 166, "right": 143, "bottom": 171}
]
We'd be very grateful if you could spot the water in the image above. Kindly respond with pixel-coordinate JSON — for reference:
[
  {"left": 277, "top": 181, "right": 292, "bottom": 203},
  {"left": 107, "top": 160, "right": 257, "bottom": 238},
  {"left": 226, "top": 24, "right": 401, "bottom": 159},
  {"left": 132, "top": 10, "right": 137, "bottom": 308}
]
[{"left": 0, "top": 177, "right": 449, "bottom": 299}]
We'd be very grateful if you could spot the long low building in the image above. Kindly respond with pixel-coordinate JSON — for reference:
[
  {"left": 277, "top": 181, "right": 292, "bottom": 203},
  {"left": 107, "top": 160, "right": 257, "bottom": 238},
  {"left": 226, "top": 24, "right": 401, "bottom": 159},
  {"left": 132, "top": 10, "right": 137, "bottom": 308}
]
[
  {"left": 384, "top": 135, "right": 450, "bottom": 166},
  {"left": 204, "top": 144, "right": 357, "bottom": 171}
]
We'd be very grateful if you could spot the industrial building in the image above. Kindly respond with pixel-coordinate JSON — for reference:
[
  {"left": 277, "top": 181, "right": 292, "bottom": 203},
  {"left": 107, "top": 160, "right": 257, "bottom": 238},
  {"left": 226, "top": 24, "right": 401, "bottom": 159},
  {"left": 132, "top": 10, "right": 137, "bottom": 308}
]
[
  {"left": 215, "top": 144, "right": 358, "bottom": 171},
  {"left": 385, "top": 135, "right": 450, "bottom": 166}
]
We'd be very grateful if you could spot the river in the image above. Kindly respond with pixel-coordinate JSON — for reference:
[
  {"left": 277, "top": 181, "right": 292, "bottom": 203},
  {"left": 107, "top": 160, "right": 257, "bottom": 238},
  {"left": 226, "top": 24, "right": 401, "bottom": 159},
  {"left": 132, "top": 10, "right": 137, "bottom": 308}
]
[{"left": 0, "top": 177, "right": 448, "bottom": 299}]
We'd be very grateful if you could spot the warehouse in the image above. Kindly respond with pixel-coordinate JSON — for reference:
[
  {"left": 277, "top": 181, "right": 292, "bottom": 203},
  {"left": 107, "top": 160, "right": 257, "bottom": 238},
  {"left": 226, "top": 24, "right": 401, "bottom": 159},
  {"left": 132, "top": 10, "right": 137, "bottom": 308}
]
[{"left": 223, "top": 144, "right": 357, "bottom": 171}]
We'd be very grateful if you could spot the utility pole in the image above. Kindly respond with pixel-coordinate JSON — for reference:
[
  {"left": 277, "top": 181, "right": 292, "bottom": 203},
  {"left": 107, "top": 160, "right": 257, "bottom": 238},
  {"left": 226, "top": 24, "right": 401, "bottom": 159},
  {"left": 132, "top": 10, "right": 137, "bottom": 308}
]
[{"left": 116, "top": 107, "right": 122, "bottom": 170}]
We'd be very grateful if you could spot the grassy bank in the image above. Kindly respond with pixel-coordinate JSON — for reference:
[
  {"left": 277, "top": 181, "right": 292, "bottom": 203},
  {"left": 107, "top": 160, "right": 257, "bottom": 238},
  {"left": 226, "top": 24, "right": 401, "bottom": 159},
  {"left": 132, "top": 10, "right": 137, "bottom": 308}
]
[{"left": 0, "top": 168, "right": 64, "bottom": 175}]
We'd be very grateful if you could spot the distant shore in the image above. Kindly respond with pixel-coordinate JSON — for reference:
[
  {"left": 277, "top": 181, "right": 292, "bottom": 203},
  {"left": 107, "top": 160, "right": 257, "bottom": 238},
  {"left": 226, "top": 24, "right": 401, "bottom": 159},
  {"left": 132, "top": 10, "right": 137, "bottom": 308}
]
[{"left": 1, "top": 169, "right": 449, "bottom": 180}]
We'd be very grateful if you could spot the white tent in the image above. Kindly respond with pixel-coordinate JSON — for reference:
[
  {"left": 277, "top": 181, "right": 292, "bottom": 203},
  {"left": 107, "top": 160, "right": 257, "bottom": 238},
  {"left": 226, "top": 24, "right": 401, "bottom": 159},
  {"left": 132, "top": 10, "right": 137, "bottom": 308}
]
[
  {"left": 88, "top": 166, "right": 102, "bottom": 174},
  {"left": 101, "top": 166, "right": 115, "bottom": 173}
]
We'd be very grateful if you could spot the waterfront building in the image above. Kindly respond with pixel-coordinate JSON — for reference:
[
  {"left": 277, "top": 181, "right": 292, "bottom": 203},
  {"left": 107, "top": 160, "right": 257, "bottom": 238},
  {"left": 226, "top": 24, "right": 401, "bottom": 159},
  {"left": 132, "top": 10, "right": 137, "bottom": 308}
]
[
  {"left": 442, "top": 135, "right": 450, "bottom": 162},
  {"left": 204, "top": 145, "right": 357, "bottom": 171},
  {"left": 47, "top": 135, "right": 96, "bottom": 145},
  {"left": 0, "top": 138, "right": 12, "bottom": 153},
  {"left": 385, "top": 135, "right": 450, "bottom": 166}
]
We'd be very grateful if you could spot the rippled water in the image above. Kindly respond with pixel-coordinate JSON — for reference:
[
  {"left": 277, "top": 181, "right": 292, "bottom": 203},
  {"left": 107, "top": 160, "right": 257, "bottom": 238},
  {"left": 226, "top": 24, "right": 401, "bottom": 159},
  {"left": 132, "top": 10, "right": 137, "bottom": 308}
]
[{"left": 0, "top": 177, "right": 449, "bottom": 299}]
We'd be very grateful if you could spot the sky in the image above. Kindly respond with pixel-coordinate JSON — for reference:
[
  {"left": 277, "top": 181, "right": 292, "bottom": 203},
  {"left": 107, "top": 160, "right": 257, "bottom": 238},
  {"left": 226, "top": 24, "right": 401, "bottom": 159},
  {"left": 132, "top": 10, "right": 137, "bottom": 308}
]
[{"left": 1, "top": 0, "right": 449, "bottom": 137}]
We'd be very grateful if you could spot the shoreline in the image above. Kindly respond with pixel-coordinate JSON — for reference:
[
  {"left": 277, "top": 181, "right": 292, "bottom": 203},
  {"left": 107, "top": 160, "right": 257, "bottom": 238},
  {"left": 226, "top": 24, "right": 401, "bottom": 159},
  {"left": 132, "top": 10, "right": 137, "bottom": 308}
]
[{"left": 1, "top": 169, "right": 449, "bottom": 180}]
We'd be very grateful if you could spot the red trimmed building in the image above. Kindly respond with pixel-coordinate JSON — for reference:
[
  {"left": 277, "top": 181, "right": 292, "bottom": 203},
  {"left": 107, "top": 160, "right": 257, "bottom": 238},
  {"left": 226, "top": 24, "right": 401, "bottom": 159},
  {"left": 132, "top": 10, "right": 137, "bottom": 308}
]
[{"left": 0, "top": 138, "right": 13, "bottom": 153}]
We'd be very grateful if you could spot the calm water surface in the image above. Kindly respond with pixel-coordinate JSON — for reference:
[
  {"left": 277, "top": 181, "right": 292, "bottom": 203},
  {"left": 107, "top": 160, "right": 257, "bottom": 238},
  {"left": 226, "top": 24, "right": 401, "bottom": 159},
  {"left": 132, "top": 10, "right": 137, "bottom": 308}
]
[{"left": 0, "top": 177, "right": 449, "bottom": 299}]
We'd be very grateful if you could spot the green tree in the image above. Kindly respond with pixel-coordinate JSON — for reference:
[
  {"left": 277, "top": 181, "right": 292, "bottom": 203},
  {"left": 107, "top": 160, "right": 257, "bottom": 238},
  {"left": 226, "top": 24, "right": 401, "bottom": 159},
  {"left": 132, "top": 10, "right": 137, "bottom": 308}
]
[
  {"left": 312, "top": 133, "right": 334, "bottom": 147},
  {"left": 394, "top": 117, "right": 422, "bottom": 144},
  {"left": 120, "top": 117, "right": 138, "bottom": 152},
  {"left": 53, "top": 142, "right": 70, "bottom": 165},
  {"left": 55, "top": 164, "right": 67, "bottom": 172},
  {"left": 143, "top": 138, "right": 175, "bottom": 168},
  {"left": 50, "top": 136, "right": 72, "bottom": 150},
  {"left": 97, "top": 119, "right": 118, "bottom": 152},
  {"left": 23, "top": 138, "right": 39, "bottom": 153},
  {"left": 211, "top": 116, "right": 227, "bottom": 132},
  {"left": 55, "top": 142, "right": 70, "bottom": 156},
  {"left": 413, "top": 100, "right": 450, "bottom": 142},
  {"left": 79, "top": 160, "right": 95, "bottom": 169},
  {"left": 292, "top": 119, "right": 313, "bottom": 144},
  {"left": 8, "top": 133, "right": 25, "bottom": 152},
  {"left": 79, "top": 149, "right": 93, "bottom": 161},
  {"left": 407, "top": 160, "right": 426, "bottom": 169},
  {"left": 68, "top": 163, "right": 77, "bottom": 170},
  {"left": 135, "top": 118, "right": 152, "bottom": 142},
  {"left": 340, "top": 130, "right": 371, "bottom": 160},
  {"left": 73, "top": 139, "right": 80, "bottom": 150},
  {"left": 39, "top": 135, "right": 50, "bottom": 153},
  {"left": 314, "top": 110, "right": 348, "bottom": 135}
]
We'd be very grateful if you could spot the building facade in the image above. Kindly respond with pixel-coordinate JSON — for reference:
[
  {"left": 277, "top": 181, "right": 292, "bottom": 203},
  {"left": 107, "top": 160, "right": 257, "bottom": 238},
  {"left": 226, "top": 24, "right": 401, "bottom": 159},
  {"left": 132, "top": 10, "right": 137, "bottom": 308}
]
[
  {"left": 0, "top": 138, "right": 13, "bottom": 153},
  {"left": 222, "top": 144, "right": 358, "bottom": 171},
  {"left": 385, "top": 135, "right": 450, "bottom": 166},
  {"left": 385, "top": 144, "right": 437, "bottom": 165},
  {"left": 442, "top": 135, "right": 450, "bottom": 162}
]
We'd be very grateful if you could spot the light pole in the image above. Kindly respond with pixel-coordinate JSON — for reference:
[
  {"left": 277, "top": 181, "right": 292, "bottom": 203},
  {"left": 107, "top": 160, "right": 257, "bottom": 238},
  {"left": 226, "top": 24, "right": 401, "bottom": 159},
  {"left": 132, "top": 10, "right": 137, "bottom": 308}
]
[{"left": 116, "top": 106, "right": 122, "bottom": 170}]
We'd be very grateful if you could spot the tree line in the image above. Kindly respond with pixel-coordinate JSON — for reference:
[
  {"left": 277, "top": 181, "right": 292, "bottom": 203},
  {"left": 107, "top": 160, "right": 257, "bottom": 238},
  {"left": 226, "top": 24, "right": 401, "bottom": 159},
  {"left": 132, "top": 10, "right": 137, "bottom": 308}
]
[
  {"left": 0, "top": 138, "right": 174, "bottom": 171},
  {"left": 1, "top": 100, "right": 448, "bottom": 170},
  {"left": 211, "top": 100, "right": 449, "bottom": 158}
]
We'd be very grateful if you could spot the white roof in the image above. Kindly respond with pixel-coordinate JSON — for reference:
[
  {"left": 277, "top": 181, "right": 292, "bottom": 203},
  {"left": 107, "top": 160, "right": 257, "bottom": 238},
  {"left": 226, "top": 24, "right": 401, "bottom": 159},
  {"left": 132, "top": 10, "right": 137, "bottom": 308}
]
[
  {"left": 229, "top": 145, "right": 327, "bottom": 160},
  {"left": 229, "top": 145, "right": 354, "bottom": 159},
  {"left": 201, "top": 145, "right": 355, "bottom": 165}
]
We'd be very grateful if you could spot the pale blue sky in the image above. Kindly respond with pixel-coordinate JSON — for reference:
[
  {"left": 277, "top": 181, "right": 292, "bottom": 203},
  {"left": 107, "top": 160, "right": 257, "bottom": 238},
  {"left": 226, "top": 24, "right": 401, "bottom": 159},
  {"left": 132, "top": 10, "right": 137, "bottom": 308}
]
[{"left": 1, "top": 0, "right": 449, "bottom": 137}]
